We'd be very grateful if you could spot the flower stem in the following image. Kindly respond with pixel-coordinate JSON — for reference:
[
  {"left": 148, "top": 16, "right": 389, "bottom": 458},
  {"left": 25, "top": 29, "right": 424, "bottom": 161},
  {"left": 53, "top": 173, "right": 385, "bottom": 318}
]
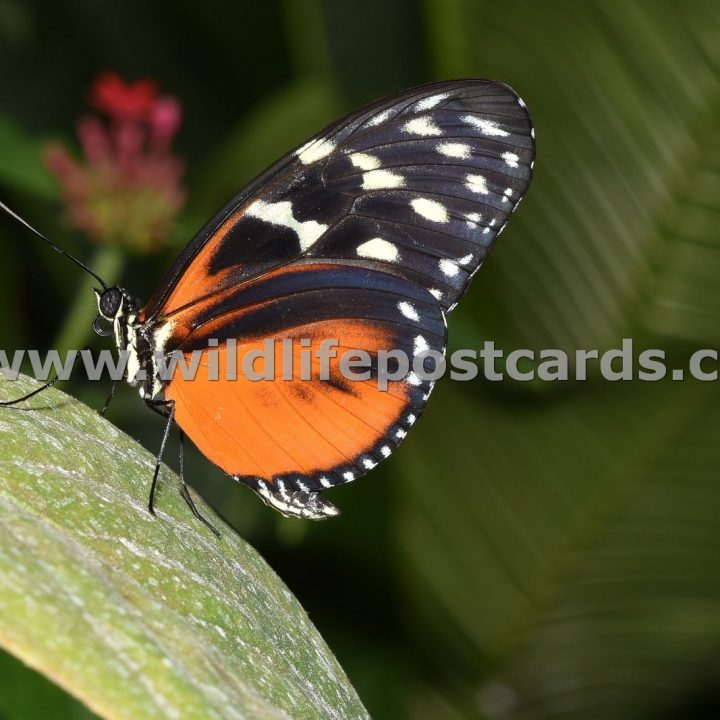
[{"left": 52, "top": 246, "right": 124, "bottom": 354}]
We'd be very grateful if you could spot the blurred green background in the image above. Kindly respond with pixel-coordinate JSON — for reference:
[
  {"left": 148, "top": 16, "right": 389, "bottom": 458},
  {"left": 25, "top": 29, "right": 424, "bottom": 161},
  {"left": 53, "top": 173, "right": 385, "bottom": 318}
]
[{"left": 2, "top": 1, "right": 720, "bottom": 718}]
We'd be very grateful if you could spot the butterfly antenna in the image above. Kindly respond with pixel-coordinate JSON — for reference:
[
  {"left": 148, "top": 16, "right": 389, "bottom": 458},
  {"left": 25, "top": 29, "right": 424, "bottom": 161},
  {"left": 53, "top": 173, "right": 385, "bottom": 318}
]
[{"left": 0, "top": 200, "right": 107, "bottom": 289}]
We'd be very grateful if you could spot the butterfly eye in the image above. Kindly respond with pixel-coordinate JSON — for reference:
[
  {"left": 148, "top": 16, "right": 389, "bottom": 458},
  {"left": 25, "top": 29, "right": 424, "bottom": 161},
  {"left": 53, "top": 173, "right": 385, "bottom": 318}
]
[{"left": 98, "top": 287, "right": 123, "bottom": 319}]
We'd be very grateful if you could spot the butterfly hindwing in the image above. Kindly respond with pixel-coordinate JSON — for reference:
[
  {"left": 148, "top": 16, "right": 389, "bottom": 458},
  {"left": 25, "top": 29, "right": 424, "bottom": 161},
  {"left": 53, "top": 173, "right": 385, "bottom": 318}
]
[{"left": 161, "top": 264, "right": 446, "bottom": 517}]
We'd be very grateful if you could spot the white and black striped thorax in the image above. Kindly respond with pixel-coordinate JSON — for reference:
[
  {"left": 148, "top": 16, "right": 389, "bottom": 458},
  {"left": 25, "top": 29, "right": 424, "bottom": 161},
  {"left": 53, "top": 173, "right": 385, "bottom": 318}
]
[{"left": 93, "top": 286, "right": 168, "bottom": 401}]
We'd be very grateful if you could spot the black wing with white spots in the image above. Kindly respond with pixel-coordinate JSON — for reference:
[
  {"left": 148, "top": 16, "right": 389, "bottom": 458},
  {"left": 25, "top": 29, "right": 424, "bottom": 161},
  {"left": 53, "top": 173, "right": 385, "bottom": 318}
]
[{"left": 143, "top": 79, "right": 534, "bottom": 321}]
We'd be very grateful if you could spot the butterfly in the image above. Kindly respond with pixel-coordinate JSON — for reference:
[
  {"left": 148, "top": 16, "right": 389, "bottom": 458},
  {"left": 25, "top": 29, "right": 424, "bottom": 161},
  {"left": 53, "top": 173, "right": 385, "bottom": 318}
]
[{"left": 2, "top": 79, "right": 534, "bottom": 530}]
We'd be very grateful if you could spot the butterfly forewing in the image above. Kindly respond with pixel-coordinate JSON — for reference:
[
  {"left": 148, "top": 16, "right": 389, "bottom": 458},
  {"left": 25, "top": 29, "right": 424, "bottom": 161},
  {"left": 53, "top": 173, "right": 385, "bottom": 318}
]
[{"left": 143, "top": 79, "right": 533, "bottom": 321}]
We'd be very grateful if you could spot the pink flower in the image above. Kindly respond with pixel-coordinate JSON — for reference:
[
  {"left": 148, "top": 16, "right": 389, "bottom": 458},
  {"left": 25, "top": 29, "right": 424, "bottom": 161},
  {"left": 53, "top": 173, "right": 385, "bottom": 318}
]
[
  {"left": 90, "top": 72, "right": 159, "bottom": 121},
  {"left": 44, "top": 72, "right": 186, "bottom": 252},
  {"left": 150, "top": 97, "right": 182, "bottom": 149}
]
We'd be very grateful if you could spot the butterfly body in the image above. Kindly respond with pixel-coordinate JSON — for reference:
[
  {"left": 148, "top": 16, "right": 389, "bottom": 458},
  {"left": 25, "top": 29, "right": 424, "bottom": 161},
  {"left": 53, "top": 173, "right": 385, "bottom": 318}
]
[{"left": 89, "top": 79, "right": 535, "bottom": 520}]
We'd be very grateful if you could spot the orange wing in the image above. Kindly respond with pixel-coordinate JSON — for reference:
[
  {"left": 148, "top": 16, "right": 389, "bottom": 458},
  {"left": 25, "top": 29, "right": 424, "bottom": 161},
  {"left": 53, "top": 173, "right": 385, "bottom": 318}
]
[{"left": 159, "top": 264, "right": 446, "bottom": 518}]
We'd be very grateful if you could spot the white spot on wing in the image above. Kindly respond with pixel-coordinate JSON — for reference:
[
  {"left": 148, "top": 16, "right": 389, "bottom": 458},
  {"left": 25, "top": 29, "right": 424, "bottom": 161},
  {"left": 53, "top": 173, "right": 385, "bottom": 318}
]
[
  {"left": 246, "top": 200, "right": 327, "bottom": 252},
  {"left": 350, "top": 153, "right": 380, "bottom": 170},
  {"left": 368, "top": 108, "right": 392, "bottom": 126},
  {"left": 465, "top": 212, "right": 481, "bottom": 227},
  {"left": 437, "top": 142, "right": 471, "bottom": 158},
  {"left": 362, "top": 169, "right": 405, "bottom": 190},
  {"left": 503, "top": 187, "right": 514, "bottom": 203},
  {"left": 343, "top": 471, "right": 355, "bottom": 482},
  {"left": 439, "top": 258, "right": 460, "bottom": 277},
  {"left": 407, "top": 414, "right": 416, "bottom": 425},
  {"left": 398, "top": 301, "right": 420, "bottom": 321},
  {"left": 416, "top": 93, "right": 448, "bottom": 110},
  {"left": 413, "top": 335, "right": 429, "bottom": 355},
  {"left": 362, "top": 458, "right": 377, "bottom": 470},
  {"left": 380, "top": 445, "right": 391, "bottom": 457},
  {"left": 320, "top": 477, "right": 332, "bottom": 488},
  {"left": 502, "top": 151, "right": 519, "bottom": 168},
  {"left": 462, "top": 114, "right": 510, "bottom": 137},
  {"left": 396, "top": 427, "right": 408, "bottom": 438},
  {"left": 411, "top": 197, "right": 448, "bottom": 223},
  {"left": 404, "top": 117, "right": 443, "bottom": 136},
  {"left": 296, "top": 137, "right": 336, "bottom": 164},
  {"left": 357, "top": 238, "right": 399, "bottom": 261},
  {"left": 458, "top": 253, "right": 473, "bottom": 265},
  {"left": 466, "top": 174, "right": 488, "bottom": 194},
  {"left": 429, "top": 288, "right": 443, "bottom": 300}
]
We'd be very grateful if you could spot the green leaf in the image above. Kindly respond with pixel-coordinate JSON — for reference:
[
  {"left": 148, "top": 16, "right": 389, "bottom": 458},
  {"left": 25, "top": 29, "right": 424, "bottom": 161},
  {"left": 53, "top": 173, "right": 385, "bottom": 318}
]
[
  {"left": 0, "top": 115, "right": 58, "bottom": 198},
  {"left": 641, "top": 96, "right": 720, "bottom": 343},
  {"left": 397, "top": 376, "right": 720, "bottom": 720},
  {"left": 0, "top": 376, "right": 368, "bottom": 720},
  {"left": 279, "top": 0, "right": 333, "bottom": 80},
  {"left": 422, "top": 1, "right": 720, "bottom": 351},
  {"left": 398, "top": 6, "right": 720, "bottom": 711}
]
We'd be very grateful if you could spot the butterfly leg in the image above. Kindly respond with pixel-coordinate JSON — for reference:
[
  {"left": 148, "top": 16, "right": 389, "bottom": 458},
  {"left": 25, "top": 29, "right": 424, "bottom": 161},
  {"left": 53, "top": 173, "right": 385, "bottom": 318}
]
[
  {"left": 100, "top": 379, "right": 118, "bottom": 417},
  {"left": 0, "top": 376, "right": 59, "bottom": 406},
  {"left": 145, "top": 398, "right": 176, "bottom": 517},
  {"left": 0, "top": 345, "right": 91, "bottom": 407},
  {"left": 177, "top": 430, "right": 220, "bottom": 537},
  {"left": 145, "top": 398, "right": 220, "bottom": 535}
]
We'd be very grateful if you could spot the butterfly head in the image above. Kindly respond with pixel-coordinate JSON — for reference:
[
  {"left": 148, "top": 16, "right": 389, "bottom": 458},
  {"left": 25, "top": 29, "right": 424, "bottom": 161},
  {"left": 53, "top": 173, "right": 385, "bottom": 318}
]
[{"left": 92, "top": 286, "right": 138, "bottom": 337}]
